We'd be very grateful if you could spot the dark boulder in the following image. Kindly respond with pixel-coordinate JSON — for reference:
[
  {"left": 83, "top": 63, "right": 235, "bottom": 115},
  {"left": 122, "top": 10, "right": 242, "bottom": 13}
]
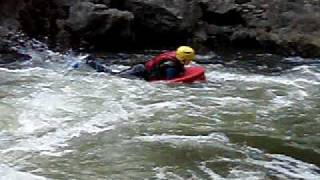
[
  {"left": 0, "top": 32, "right": 31, "bottom": 67},
  {"left": 199, "top": 0, "right": 320, "bottom": 57},
  {"left": 122, "top": 0, "right": 202, "bottom": 47},
  {"left": 65, "top": 2, "right": 134, "bottom": 49}
]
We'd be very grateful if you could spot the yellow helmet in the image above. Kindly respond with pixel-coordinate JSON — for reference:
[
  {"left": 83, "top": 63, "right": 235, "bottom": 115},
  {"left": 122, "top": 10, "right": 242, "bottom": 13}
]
[{"left": 176, "top": 46, "right": 195, "bottom": 65}]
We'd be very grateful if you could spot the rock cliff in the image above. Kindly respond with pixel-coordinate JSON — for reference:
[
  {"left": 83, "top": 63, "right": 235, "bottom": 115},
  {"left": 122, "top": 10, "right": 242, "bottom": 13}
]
[{"left": 1, "top": 0, "right": 320, "bottom": 57}]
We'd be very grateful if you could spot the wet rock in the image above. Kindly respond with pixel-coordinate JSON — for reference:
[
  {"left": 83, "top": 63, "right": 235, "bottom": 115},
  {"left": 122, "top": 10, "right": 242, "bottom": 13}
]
[
  {"left": 253, "top": 9, "right": 264, "bottom": 14},
  {"left": 123, "top": 0, "right": 202, "bottom": 47},
  {"left": 0, "top": 38, "right": 31, "bottom": 67},
  {"left": 242, "top": 9, "right": 250, "bottom": 13},
  {"left": 200, "top": 0, "right": 238, "bottom": 14},
  {"left": 200, "top": 1, "right": 245, "bottom": 27},
  {"left": 0, "top": 25, "right": 31, "bottom": 66},
  {"left": 244, "top": 4, "right": 256, "bottom": 10},
  {"left": 66, "top": 2, "right": 134, "bottom": 46},
  {"left": 235, "top": 0, "right": 252, "bottom": 4},
  {"left": 231, "top": 29, "right": 257, "bottom": 43},
  {"left": 67, "top": 2, "right": 108, "bottom": 31},
  {"left": 201, "top": 0, "right": 320, "bottom": 57}
]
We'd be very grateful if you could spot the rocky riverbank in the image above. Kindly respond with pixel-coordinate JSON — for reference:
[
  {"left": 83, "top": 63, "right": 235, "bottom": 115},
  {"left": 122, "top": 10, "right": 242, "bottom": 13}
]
[{"left": 1, "top": 0, "right": 320, "bottom": 65}]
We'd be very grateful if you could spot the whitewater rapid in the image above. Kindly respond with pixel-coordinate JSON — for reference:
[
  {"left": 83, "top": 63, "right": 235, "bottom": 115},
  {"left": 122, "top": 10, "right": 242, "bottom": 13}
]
[{"left": 0, "top": 48, "right": 319, "bottom": 179}]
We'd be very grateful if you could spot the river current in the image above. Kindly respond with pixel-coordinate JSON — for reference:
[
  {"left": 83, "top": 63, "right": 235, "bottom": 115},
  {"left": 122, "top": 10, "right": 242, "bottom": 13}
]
[{"left": 0, "top": 46, "right": 319, "bottom": 179}]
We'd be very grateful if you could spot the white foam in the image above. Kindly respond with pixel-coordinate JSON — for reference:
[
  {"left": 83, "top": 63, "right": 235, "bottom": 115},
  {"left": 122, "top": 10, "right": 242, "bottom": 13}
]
[
  {"left": 0, "top": 67, "right": 44, "bottom": 73},
  {"left": 153, "top": 167, "right": 185, "bottom": 180},
  {"left": 0, "top": 164, "right": 46, "bottom": 180},
  {"left": 134, "top": 133, "right": 229, "bottom": 145},
  {"left": 249, "top": 154, "right": 320, "bottom": 179},
  {"left": 4, "top": 85, "right": 128, "bottom": 155},
  {"left": 206, "top": 69, "right": 320, "bottom": 87},
  {"left": 198, "top": 162, "right": 224, "bottom": 180}
]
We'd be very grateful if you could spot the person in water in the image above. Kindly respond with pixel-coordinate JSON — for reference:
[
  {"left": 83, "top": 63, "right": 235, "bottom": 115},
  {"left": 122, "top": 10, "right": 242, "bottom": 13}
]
[{"left": 86, "top": 46, "right": 196, "bottom": 81}]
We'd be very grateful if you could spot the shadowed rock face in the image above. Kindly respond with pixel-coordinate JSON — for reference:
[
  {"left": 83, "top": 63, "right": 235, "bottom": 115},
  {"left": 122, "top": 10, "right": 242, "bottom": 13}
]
[
  {"left": 122, "top": 0, "right": 202, "bottom": 48},
  {"left": 65, "top": 2, "right": 134, "bottom": 49},
  {"left": 0, "top": 0, "right": 320, "bottom": 57}
]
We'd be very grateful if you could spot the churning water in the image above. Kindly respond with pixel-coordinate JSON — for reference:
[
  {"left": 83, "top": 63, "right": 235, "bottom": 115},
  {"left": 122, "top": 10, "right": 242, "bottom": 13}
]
[{"left": 0, "top": 46, "right": 319, "bottom": 179}]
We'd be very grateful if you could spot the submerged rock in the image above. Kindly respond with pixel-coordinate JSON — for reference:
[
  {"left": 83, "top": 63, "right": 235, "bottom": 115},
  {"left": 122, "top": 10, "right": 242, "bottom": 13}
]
[
  {"left": 0, "top": 47, "right": 31, "bottom": 68},
  {"left": 0, "top": 27, "right": 31, "bottom": 66}
]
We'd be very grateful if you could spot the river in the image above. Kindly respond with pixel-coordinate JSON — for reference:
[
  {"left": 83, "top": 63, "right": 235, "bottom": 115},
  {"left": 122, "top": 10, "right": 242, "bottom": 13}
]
[{"left": 0, "top": 45, "right": 319, "bottom": 179}]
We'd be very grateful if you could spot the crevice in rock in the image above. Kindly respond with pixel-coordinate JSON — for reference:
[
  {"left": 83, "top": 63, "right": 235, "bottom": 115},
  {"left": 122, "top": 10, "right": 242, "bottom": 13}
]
[
  {"left": 231, "top": 36, "right": 261, "bottom": 49},
  {"left": 109, "top": 0, "right": 125, "bottom": 9},
  {"left": 235, "top": 0, "right": 252, "bottom": 4},
  {"left": 202, "top": 9, "right": 246, "bottom": 26}
]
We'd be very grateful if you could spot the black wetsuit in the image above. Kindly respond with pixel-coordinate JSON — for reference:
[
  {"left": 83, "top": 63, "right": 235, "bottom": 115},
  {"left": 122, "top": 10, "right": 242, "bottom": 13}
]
[{"left": 86, "top": 56, "right": 182, "bottom": 81}]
